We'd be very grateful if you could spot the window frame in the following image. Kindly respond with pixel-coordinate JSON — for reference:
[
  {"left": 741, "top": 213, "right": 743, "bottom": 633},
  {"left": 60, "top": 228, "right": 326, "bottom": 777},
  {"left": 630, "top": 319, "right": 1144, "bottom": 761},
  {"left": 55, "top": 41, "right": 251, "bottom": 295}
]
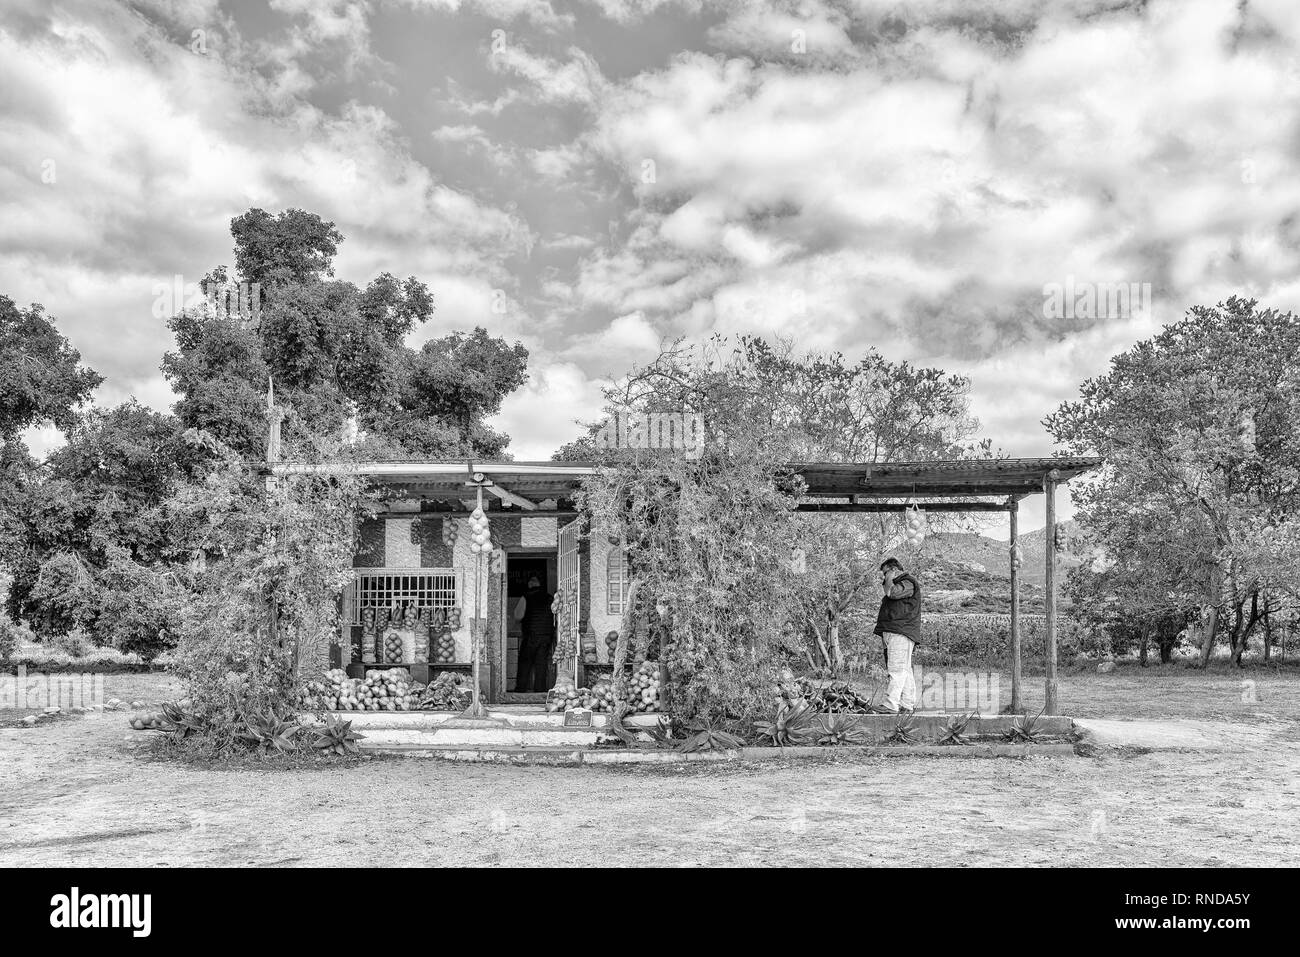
[{"left": 346, "top": 568, "right": 459, "bottom": 625}]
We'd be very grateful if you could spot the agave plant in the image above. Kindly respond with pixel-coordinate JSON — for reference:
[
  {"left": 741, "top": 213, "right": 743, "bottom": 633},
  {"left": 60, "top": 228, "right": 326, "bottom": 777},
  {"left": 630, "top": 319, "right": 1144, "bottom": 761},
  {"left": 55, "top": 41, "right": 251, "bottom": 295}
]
[
  {"left": 238, "top": 709, "right": 301, "bottom": 753},
  {"left": 677, "top": 718, "right": 746, "bottom": 753},
  {"left": 312, "top": 714, "right": 365, "bottom": 756},
  {"left": 885, "top": 713, "right": 919, "bottom": 745},
  {"left": 937, "top": 711, "right": 979, "bottom": 746},
  {"left": 1005, "top": 706, "right": 1047, "bottom": 743},
  {"left": 816, "top": 713, "right": 868, "bottom": 746},
  {"left": 752, "top": 699, "right": 815, "bottom": 747},
  {"left": 160, "top": 700, "right": 205, "bottom": 740}
]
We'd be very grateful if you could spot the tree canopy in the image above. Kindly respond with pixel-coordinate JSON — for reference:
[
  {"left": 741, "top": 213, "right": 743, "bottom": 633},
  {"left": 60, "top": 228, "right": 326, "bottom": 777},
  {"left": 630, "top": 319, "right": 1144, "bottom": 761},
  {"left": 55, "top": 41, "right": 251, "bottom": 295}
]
[{"left": 1046, "top": 296, "right": 1300, "bottom": 665}]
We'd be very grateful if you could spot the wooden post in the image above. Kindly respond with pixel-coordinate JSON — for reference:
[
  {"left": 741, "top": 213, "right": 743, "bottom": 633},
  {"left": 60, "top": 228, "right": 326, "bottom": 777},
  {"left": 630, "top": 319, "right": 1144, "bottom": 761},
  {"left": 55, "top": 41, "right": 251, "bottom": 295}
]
[
  {"left": 1009, "top": 499, "right": 1022, "bottom": 714},
  {"left": 265, "top": 377, "right": 283, "bottom": 464},
  {"left": 1044, "top": 470, "right": 1060, "bottom": 715}
]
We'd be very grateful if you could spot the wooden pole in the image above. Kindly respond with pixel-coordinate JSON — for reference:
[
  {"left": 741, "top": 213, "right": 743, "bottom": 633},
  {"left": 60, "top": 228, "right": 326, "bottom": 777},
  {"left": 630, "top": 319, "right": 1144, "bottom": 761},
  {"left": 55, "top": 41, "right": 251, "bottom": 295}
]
[
  {"left": 1009, "top": 499, "right": 1021, "bottom": 714},
  {"left": 1044, "top": 470, "right": 1060, "bottom": 715}
]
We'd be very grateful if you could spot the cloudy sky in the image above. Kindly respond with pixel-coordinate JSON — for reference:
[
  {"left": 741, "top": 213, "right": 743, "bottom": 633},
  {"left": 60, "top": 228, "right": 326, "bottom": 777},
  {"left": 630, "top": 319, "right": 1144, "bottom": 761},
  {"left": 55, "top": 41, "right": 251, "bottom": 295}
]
[{"left": 4, "top": 0, "right": 1300, "bottom": 530}]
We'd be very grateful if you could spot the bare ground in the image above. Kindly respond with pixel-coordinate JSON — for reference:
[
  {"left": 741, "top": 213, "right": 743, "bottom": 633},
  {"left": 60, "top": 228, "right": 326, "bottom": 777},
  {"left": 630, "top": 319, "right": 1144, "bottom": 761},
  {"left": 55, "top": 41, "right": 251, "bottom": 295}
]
[{"left": 0, "top": 665, "right": 1297, "bottom": 867}]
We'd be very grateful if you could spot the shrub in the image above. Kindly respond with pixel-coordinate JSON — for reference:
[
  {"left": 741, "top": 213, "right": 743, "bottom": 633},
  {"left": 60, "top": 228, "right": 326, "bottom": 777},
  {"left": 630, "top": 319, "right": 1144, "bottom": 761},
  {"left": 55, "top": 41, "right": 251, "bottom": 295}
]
[
  {"left": 50, "top": 626, "right": 94, "bottom": 657},
  {"left": 917, "top": 614, "right": 1086, "bottom": 666},
  {"left": 0, "top": 616, "right": 33, "bottom": 662}
]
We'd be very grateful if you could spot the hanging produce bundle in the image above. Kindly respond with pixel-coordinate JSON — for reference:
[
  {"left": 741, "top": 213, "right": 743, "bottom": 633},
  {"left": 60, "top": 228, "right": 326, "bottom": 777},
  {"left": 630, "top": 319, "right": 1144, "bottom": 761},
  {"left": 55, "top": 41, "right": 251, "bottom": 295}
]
[
  {"left": 433, "top": 632, "right": 457, "bottom": 663},
  {"left": 360, "top": 607, "right": 377, "bottom": 663},
  {"left": 468, "top": 506, "right": 492, "bottom": 554},
  {"left": 1010, "top": 542, "right": 1023, "bottom": 571},
  {"left": 903, "top": 504, "right": 928, "bottom": 546},
  {"left": 441, "top": 516, "right": 459, "bottom": 547}
]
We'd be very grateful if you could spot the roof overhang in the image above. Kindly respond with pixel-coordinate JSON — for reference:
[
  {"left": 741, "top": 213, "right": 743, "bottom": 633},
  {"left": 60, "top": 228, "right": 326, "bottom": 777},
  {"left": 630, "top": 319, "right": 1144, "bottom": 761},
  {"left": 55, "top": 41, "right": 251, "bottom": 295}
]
[{"left": 268, "top": 456, "right": 1103, "bottom": 509}]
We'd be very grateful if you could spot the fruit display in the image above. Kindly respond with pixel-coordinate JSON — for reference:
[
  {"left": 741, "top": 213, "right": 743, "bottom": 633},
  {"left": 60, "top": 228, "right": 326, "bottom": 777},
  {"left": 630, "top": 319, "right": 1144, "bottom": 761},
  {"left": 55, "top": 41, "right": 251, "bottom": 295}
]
[
  {"left": 418, "top": 671, "right": 472, "bottom": 711},
  {"left": 545, "top": 678, "right": 587, "bottom": 713},
  {"left": 128, "top": 710, "right": 168, "bottom": 731},
  {"left": 312, "top": 668, "right": 422, "bottom": 711},
  {"left": 605, "top": 630, "right": 619, "bottom": 658},
  {"left": 545, "top": 664, "right": 661, "bottom": 713},
  {"left": 625, "top": 660, "right": 662, "bottom": 713},
  {"left": 441, "top": 516, "right": 459, "bottom": 548},
  {"left": 383, "top": 631, "right": 404, "bottom": 663},
  {"left": 446, "top": 606, "right": 463, "bottom": 630},
  {"left": 433, "top": 632, "right": 457, "bottom": 663}
]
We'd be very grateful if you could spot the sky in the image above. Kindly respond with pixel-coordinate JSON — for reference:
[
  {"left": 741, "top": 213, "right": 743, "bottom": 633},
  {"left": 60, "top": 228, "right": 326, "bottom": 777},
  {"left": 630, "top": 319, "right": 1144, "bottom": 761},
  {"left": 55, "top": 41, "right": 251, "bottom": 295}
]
[{"left": 4, "top": 0, "right": 1300, "bottom": 535}]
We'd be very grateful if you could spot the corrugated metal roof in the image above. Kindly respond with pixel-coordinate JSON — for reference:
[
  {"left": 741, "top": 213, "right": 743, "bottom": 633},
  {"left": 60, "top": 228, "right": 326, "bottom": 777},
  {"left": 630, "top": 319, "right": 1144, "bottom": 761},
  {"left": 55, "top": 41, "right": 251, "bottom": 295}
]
[{"left": 271, "top": 456, "right": 1102, "bottom": 501}]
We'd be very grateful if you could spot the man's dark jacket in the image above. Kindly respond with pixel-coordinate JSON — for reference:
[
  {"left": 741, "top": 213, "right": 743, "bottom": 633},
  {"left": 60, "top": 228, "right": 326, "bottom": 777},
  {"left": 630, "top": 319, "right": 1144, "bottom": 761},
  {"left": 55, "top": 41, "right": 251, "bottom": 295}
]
[{"left": 873, "top": 572, "right": 922, "bottom": 644}]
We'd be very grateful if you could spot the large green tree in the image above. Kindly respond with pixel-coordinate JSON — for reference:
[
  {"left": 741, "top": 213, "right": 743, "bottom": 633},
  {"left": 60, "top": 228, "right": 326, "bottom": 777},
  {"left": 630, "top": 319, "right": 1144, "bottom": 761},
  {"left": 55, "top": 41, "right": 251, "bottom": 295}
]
[
  {"left": 165, "top": 209, "right": 526, "bottom": 459},
  {"left": 1046, "top": 296, "right": 1300, "bottom": 666},
  {"left": 0, "top": 296, "right": 102, "bottom": 442},
  {"left": 565, "top": 335, "right": 989, "bottom": 673}
]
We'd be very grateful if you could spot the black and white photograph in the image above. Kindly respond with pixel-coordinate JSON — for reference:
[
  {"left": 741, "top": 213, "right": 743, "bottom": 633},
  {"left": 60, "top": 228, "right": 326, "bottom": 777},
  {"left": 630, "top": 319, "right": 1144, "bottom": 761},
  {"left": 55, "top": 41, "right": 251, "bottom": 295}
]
[{"left": 0, "top": 0, "right": 1290, "bottom": 919}]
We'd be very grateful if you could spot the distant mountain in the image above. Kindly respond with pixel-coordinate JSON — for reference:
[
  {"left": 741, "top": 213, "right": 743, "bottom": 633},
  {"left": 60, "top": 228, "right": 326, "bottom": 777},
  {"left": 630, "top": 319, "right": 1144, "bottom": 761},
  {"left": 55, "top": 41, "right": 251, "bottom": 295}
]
[{"left": 912, "top": 521, "right": 1093, "bottom": 614}]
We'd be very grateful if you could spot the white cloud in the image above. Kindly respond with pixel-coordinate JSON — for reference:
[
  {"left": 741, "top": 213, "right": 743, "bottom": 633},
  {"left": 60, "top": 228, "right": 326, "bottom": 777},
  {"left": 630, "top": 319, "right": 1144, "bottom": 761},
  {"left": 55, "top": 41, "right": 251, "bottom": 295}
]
[{"left": 491, "top": 360, "right": 607, "bottom": 458}]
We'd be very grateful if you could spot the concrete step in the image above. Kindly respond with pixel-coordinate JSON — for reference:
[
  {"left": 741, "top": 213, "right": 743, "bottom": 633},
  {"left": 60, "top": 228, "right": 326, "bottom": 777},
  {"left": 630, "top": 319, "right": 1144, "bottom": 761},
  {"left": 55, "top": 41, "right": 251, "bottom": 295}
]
[{"left": 336, "top": 710, "right": 1073, "bottom": 751}]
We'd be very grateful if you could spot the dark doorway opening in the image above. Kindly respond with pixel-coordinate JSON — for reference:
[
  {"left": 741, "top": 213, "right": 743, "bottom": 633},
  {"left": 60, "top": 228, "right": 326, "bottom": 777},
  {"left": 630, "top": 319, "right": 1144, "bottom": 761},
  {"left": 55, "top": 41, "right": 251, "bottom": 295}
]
[{"left": 506, "top": 553, "right": 557, "bottom": 695}]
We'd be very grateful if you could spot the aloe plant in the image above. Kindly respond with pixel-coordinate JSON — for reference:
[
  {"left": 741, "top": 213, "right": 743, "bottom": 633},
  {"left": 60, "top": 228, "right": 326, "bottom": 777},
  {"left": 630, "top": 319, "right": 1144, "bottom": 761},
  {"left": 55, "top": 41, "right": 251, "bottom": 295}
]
[
  {"left": 160, "top": 700, "right": 205, "bottom": 740},
  {"left": 938, "top": 711, "right": 979, "bottom": 746},
  {"left": 816, "top": 713, "right": 868, "bottom": 746},
  {"left": 678, "top": 719, "right": 745, "bottom": 753},
  {"left": 238, "top": 709, "right": 301, "bottom": 752},
  {"left": 753, "top": 699, "right": 815, "bottom": 746},
  {"left": 312, "top": 714, "right": 365, "bottom": 756},
  {"left": 1005, "top": 706, "right": 1047, "bottom": 743},
  {"left": 886, "top": 713, "right": 919, "bottom": 745}
]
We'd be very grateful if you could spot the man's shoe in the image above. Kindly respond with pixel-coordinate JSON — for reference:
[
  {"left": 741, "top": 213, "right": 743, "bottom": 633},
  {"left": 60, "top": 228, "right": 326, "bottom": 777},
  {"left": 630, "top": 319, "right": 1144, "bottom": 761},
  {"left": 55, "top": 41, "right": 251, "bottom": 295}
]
[
  {"left": 869, "top": 705, "right": 898, "bottom": 714},
  {"left": 900, "top": 707, "right": 915, "bottom": 715}
]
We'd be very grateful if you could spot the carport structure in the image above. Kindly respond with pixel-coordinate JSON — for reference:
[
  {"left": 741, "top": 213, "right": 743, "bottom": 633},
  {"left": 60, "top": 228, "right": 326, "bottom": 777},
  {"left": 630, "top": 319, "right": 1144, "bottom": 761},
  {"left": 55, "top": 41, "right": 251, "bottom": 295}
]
[{"left": 792, "top": 456, "right": 1103, "bottom": 714}]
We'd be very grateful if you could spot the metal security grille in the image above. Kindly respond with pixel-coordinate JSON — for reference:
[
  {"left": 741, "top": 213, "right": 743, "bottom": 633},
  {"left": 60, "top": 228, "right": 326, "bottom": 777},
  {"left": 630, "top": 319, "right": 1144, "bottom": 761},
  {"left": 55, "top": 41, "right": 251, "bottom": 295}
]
[
  {"left": 607, "top": 548, "right": 629, "bottom": 615},
  {"left": 349, "top": 569, "right": 458, "bottom": 624}
]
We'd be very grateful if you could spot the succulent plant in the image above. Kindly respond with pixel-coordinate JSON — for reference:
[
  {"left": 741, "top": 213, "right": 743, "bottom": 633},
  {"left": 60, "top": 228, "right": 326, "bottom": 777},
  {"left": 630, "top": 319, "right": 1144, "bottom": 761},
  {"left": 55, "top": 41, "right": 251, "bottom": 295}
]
[
  {"left": 312, "top": 714, "right": 365, "bottom": 756},
  {"left": 815, "top": 712, "right": 869, "bottom": 746},
  {"left": 937, "top": 711, "right": 979, "bottom": 746}
]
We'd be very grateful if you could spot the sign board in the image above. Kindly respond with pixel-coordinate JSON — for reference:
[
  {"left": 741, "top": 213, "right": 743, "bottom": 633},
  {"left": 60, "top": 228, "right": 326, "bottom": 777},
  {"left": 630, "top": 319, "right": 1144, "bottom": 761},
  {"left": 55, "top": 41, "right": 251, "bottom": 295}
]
[{"left": 563, "top": 708, "right": 593, "bottom": 728}]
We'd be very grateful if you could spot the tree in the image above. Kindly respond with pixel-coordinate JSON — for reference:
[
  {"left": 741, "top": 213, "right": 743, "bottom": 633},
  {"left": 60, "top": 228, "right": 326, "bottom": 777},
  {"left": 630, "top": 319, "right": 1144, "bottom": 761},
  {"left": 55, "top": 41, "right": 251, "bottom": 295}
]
[
  {"left": 6, "top": 401, "right": 202, "bottom": 653},
  {"left": 1046, "top": 297, "right": 1300, "bottom": 667},
  {"left": 0, "top": 296, "right": 102, "bottom": 441},
  {"left": 577, "top": 335, "right": 991, "bottom": 725},
  {"left": 579, "top": 336, "right": 988, "bottom": 673},
  {"left": 230, "top": 208, "right": 343, "bottom": 288},
  {"left": 164, "top": 431, "right": 374, "bottom": 750},
  {"left": 165, "top": 209, "right": 527, "bottom": 460}
]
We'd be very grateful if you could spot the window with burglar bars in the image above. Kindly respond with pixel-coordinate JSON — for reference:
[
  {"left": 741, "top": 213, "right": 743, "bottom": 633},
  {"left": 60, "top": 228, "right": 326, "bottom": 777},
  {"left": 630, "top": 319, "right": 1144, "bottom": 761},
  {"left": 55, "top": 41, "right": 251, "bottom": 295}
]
[
  {"left": 347, "top": 569, "right": 458, "bottom": 625},
  {"left": 607, "top": 549, "right": 630, "bottom": 615}
]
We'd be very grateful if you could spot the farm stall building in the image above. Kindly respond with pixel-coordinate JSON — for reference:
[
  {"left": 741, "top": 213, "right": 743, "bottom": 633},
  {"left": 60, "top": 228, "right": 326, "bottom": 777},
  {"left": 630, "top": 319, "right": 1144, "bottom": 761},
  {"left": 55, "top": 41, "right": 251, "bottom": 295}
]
[{"left": 269, "top": 456, "right": 1101, "bottom": 713}]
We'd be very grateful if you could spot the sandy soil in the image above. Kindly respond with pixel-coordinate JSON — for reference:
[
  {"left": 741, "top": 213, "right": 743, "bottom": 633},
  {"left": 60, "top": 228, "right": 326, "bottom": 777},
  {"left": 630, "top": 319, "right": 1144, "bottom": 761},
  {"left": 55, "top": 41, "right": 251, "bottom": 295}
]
[{"left": 0, "top": 666, "right": 1297, "bottom": 867}]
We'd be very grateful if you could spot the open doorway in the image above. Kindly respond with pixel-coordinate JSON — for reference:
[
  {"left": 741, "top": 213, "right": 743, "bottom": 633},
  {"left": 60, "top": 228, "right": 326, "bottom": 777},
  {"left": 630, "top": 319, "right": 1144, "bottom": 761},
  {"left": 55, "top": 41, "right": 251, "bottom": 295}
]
[{"left": 504, "top": 552, "right": 557, "bottom": 697}]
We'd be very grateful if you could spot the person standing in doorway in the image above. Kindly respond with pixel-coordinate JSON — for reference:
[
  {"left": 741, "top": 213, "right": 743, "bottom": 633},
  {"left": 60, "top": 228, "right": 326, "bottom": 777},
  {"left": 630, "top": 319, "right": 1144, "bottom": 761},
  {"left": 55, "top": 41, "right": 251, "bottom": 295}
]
[
  {"left": 872, "top": 558, "right": 922, "bottom": 714},
  {"left": 513, "top": 574, "right": 555, "bottom": 692}
]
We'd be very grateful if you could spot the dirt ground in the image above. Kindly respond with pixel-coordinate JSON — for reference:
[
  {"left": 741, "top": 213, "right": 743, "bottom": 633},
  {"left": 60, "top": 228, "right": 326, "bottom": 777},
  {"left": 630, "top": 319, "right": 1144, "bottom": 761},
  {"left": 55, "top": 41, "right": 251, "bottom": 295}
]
[{"left": 1, "top": 666, "right": 1297, "bottom": 867}]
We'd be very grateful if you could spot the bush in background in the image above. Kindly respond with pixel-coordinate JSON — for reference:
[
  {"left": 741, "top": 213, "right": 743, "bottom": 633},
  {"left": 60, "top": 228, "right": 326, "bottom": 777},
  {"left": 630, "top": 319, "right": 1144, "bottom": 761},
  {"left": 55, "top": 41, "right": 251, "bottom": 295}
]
[{"left": 917, "top": 614, "right": 1087, "bottom": 667}]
